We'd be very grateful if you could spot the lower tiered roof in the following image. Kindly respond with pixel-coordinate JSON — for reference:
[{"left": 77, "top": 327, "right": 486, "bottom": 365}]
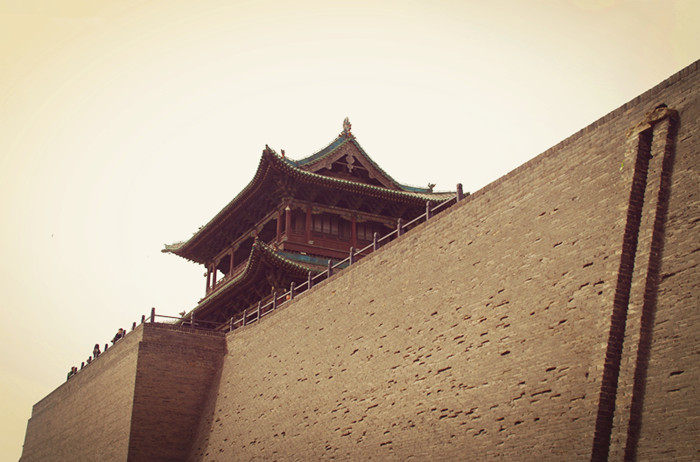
[{"left": 184, "top": 240, "right": 323, "bottom": 324}]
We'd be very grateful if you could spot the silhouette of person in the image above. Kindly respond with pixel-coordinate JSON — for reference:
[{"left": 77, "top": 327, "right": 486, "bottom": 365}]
[{"left": 112, "top": 328, "right": 124, "bottom": 344}]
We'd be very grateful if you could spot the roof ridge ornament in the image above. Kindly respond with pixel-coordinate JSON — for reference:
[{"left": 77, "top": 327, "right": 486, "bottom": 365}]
[{"left": 341, "top": 117, "right": 353, "bottom": 137}]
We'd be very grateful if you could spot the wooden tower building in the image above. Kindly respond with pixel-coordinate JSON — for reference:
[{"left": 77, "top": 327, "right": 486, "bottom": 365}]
[{"left": 163, "top": 119, "right": 453, "bottom": 326}]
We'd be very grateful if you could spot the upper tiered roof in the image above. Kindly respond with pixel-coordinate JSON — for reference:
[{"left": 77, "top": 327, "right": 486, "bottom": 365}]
[
  {"left": 285, "top": 117, "right": 434, "bottom": 193},
  {"left": 163, "top": 119, "right": 452, "bottom": 265}
]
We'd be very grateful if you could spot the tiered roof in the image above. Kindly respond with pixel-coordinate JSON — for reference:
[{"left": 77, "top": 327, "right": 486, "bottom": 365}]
[
  {"left": 163, "top": 120, "right": 452, "bottom": 264},
  {"left": 286, "top": 119, "right": 431, "bottom": 193},
  {"left": 165, "top": 120, "right": 454, "bottom": 323},
  {"left": 188, "top": 240, "right": 320, "bottom": 323}
]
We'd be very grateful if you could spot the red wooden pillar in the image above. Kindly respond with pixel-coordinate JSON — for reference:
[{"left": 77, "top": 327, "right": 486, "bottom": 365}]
[
  {"left": 285, "top": 205, "right": 292, "bottom": 238},
  {"left": 276, "top": 210, "right": 282, "bottom": 243},
  {"left": 305, "top": 207, "right": 312, "bottom": 243},
  {"left": 351, "top": 215, "right": 358, "bottom": 248},
  {"left": 206, "top": 266, "right": 211, "bottom": 293},
  {"left": 229, "top": 248, "right": 235, "bottom": 274}
]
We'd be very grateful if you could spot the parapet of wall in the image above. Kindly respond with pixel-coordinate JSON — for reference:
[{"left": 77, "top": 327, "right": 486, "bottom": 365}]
[
  {"left": 20, "top": 324, "right": 226, "bottom": 462},
  {"left": 188, "top": 62, "right": 698, "bottom": 461}
]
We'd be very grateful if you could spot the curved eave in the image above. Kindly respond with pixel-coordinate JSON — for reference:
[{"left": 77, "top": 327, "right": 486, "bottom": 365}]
[
  {"left": 162, "top": 148, "right": 282, "bottom": 262},
  {"left": 163, "top": 242, "right": 186, "bottom": 253},
  {"left": 164, "top": 148, "right": 454, "bottom": 262},
  {"left": 189, "top": 240, "right": 320, "bottom": 319}
]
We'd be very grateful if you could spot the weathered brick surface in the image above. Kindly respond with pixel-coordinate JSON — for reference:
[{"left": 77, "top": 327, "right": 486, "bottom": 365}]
[
  {"left": 628, "top": 90, "right": 700, "bottom": 461},
  {"left": 20, "top": 61, "right": 699, "bottom": 461},
  {"left": 128, "top": 325, "right": 226, "bottom": 461},
  {"left": 20, "top": 324, "right": 226, "bottom": 462},
  {"left": 189, "top": 62, "right": 699, "bottom": 461},
  {"left": 20, "top": 327, "right": 142, "bottom": 461}
]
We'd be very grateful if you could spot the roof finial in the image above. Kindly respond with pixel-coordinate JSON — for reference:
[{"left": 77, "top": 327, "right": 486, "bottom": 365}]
[{"left": 341, "top": 117, "right": 352, "bottom": 137}]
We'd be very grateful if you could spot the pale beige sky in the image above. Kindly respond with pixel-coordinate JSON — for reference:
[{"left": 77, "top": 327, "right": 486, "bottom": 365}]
[{"left": 1, "top": 0, "right": 698, "bottom": 458}]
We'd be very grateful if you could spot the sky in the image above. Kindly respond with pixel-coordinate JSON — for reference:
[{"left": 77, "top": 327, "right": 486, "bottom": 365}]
[{"left": 1, "top": 0, "right": 698, "bottom": 458}]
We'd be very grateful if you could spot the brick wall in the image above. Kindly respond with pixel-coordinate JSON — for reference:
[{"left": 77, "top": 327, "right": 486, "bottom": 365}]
[
  {"left": 19, "top": 61, "right": 699, "bottom": 461},
  {"left": 20, "top": 326, "right": 142, "bottom": 461},
  {"left": 618, "top": 79, "right": 700, "bottom": 461},
  {"left": 20, "top": 324, "right": 226, "bottom": 462},
  {"left": 128, "top": 325, "right": 226, "bottom": 461},
  {"left": 188, "top": 61, "right": 699, "bottom": 461}
]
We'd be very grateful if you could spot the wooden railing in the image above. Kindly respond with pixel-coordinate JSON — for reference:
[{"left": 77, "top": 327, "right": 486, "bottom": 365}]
[{"left": 209, "top": 259, "right": 249, "bottom": 294}]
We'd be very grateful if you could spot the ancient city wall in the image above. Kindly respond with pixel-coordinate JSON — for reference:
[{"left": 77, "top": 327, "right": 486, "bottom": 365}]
[
  {"left": 20, "top": 326, "right": 142, "bottom": 461},
  {"left": 617, "top": 76, "right": 699, "bottom": 461},
  {"left": 20, "top": 324, "right": 226, "bottom": 462},
  {"left": 19, "top": 62, "right": 698, "bottom": 462},
  {"left": 128, "top": 325, "right": 226, "bottom": 461},
  {"left": 189, "top": 62, "right": 698, "bottom": 461}
]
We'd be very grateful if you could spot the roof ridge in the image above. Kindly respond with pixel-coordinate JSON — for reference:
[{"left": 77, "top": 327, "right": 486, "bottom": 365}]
[
  {"left": 286, "top": 134, "right": 350, "bottom": 168},
  {"left": 286, "top": 126, "right": 436, "bottom": 194}
]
